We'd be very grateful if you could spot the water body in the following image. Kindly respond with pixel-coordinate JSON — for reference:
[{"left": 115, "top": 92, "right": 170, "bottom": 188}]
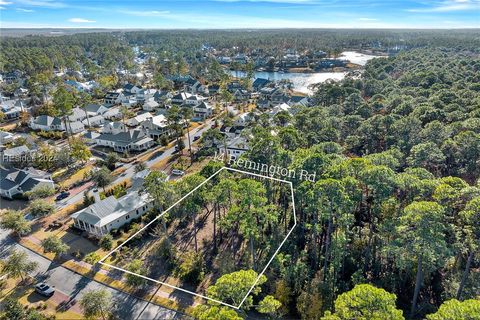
[
  {"left": 230, "top": 51, "right": 382, "bottom": 94},
  {"left": 339, "top": 51, "right": 384, "bottom": 66}
]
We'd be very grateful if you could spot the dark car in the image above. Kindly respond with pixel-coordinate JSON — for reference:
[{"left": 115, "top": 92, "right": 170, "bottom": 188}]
[
  {"left": 193, "top": 136, "right": 200, "bottom": 141},
  {"left": 55, "top": 191, "right": 70, "bottom": 201},
  {"left": 35, "top": 283, "right": 55, "bottom": 297}
]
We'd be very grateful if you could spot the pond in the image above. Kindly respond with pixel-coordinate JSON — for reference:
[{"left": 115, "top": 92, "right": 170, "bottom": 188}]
[{"left": 229, "top": 51, "right": 383, "bottom": 94}]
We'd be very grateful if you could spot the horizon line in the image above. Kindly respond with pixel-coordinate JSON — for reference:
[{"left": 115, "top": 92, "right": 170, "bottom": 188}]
[{"left": 1, "top": 27, "right": 479, "bottom": 30}]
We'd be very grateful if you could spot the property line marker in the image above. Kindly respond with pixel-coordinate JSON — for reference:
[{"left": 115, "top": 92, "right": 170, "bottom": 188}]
[{"left": 98, "top": 166, "right": 297, "bottom": 309}]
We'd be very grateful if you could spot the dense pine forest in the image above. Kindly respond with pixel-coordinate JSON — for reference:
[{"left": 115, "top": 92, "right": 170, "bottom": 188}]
[{"left": 236, "top": 47, "right": 480, "bottom": 319}]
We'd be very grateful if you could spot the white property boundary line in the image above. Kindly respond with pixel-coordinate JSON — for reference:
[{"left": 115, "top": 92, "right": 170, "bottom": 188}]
[{"left": 98, "top": 166, "right": 297, "bottom": 310}]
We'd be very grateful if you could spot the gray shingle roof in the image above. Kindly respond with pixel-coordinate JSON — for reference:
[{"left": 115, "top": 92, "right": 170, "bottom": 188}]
[{"left": 34, "top": 115, "right": 62, "bottom": 126}]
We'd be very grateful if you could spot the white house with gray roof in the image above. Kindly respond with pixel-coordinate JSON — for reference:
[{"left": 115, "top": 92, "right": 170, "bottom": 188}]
[
  {"left": 71, "top": 191, "right": 153, "bottom": 236},
  {"left": 95, "top": 129, "right": 154, "bottom": 152},
  {"left": 71, "top": 169, "right": 153, "bottom": 236},
  {"left": 84, "top": 104, "right": 108, "bottom": 117},
  {"left": 0, "top": 166, "right": 54, "bottom": 199},
  {"left": 29, "top": 115, "right": 64, "bottom": 131}
]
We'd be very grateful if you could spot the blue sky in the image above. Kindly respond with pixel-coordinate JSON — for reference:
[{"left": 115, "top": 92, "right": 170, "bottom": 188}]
[{"left": 0, "top": 0, "right": 478, "bottom": 29}]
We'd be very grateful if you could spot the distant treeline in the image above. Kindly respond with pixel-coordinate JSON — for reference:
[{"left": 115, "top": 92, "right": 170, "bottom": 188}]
[{"left": 1, "top": 29, "right": 479, "bottom": 77}]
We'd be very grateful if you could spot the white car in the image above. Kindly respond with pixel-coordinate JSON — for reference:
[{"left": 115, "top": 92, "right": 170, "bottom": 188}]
[
  {"left": 35, "top": 283, "right": 55, "bottom": 297},
  {"left": 172, "top": 169, "right": 185, "bottom": 176}
]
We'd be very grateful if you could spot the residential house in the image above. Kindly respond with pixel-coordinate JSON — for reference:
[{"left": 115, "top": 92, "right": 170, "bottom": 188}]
[
  {"left": 257, "top": 87, "right": 287, "bottom": 109},
  {"left": 171, "top": 92, "right": 192, "bottom": 105},
  {"left": 126, "top": 112, "right": 153, "bottom": 127},
  {"left": 142, "top": 99, "right": 160, "bottom": 112},
  {"left": 64, "top": 80, "right": 85, "bottom": 92},
  {"left": 137, "top": 89, "right": 157, "bottom": 103},
  {"left": 68, "top": 107, "right": 87, "bottom": 122},
  {"left": 65, "top": 80, "right": 98, "bottom": 92},
  {"left": 234, "top": 112, "right": 255, "bottom": 126},
  {"left": 288, "top": 95, "right": 310, "bottom": 107},
  {"left": 104, "top": 91, "right": 124, "bottom": 106},
  {"left": 95, "top": 129, "right": 154, "bottom": 152},
  {"left": 1, "top": 99, "right": 25, "bottom": 120},
  {"left": 1, "top": 145, "right": 32, "bottom": 163},
  {"left": 3, "top": 70, "right": 22, "bottom": 84},
  {"left": 185, "top": 94, "right": 207, "bottom": 106},
  {"left": 121, "top": 96, "right": 137, "bottom": 108},
  {"left": 29, "top": 115, "right": 64, "bottom": 131},
  {"left": 252, "top": 78, "right": 271, "bottom": 91},
  {"left": 102, "top": 121, "right": 126, "bottom": 134},
  {"left": 0, "top": 131, "right": 14, "bottom": 146},
  {"left": 83, "top": 115, "right": 105, "bottom": 127},
  {"left": 141, "top": 115, "right": 170, "bottom": 139},
  {"left": 168, "top": 75, "right": 200, "bottom": 92},
  {"left": 13, "top": 87, "right": 28, "bottom": 98},
  {"left": 270, "top": 89, "right": 288, "bottom": 105},
  {"left": 218, "top": 56, "right": 231, "bottom": 64},
  {"left": 227, "top": 81, "right": 244, "bottom": 93},
  {"left": 184, "top": 78, "right": 208, "bottom": 95},
  {"left": 220, "top": 125, "right": 245, "bottom": 139},
  {"left": 268, "top": 103, "right": 293, "bottom": 118},
  {"left": 103, "top": 107, "right": 122, "bottom": 120},
  {"left": 0, "top": 166, "right": 55, "bottom": 199},
  {"left": 153, "top": 90, "right": 172, "bottom": 104},
  {"left": 256, "top": 98, "right": 270, "bottom": 110},
  {"left": 193, "top": 101, "right": 213, "bottom": 120},
  {"left": 233, "top": 53, "right": 248, "bottom": 64},
  {"left": 123, "top": 83, "right": 142, "bottom": 96},
  {"left": 208, "top": 84, "right": 220, "bottom": 96},
  {"left": 67, "top": 121, "right": 85, "bottom": 134},
  {"left": 218, "top": 136, "right": 249, "bottom": 160},
  {"left": 84, "top": 104, "right": 108, "bottom": 117},
  {"left": 82, "top": 131, "right": 100, "bottom": 144},
  {"left": 316, "top": 59, "right": 346, "bottom": 70},
  {"left": 71, "top": 189, "right": 153, "bottom": 236},
  {"left": 233, "top": 89, "right": 251, "bottom": 102}
]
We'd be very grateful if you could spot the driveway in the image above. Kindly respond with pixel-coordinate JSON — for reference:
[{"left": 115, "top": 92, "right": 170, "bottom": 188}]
[{"left": 0, "top": 228, "right": 184, "bottom": 320}]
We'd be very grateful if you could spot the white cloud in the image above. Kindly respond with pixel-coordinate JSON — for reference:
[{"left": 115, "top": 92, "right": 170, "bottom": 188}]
[
  {"left": 358, "top": 18, "right": 377, "bottom": 21},
  {"left": 407, "top": 0, "right": 480, "bottom": 12},
  {"left": 0, "top": 1, "right": 12, "bottom": 4},
  {"left": 0, "top": 6, "right": 5, "bottom": 9},
  {"left": 120, "top": 10, "right": 170, "bottom": 17},
  {"left": 17, "top": 8, "right": 35, "bottom": 12},
  {"left": 68, "top": 18, "right": 96, "bottom": 23}
]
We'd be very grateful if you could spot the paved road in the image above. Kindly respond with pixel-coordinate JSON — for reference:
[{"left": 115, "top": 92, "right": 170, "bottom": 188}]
[{"left": 0, "top": 228, "right": 183, "bottom": 320}]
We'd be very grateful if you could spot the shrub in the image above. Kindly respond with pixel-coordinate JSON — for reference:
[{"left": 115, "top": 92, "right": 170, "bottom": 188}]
[
  {"left": 84, "top": 252, "right": 101, "bottom": 265},
  {"left": 25, "top": 185, "right": 55, "bottom": 199},
  {"left": 99, "top": 234, "right": 113, "bottom": 251},
  {"left": 175, "top": 252, "right": 204, "bottom": 284}
]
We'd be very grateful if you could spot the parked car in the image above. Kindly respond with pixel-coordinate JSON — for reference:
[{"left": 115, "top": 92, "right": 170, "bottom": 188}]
[
  {"left": 193, "top": 135, "right": 200, "bottom": 141},
  {"left": 55, "top": 191, "right": 70, "bottom": 201},
  {"left": 172, "top": 169, "right": 185, "bottom": 176},
  {"left": 35, "top": 283, "right": 55, "bottom": 297}
]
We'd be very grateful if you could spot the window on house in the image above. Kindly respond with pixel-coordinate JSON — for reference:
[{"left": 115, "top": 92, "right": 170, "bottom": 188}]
[
  {"left": 126, "top": 215, "right": 130, "bottom": 220},
  {"left": 136, "top": 209, "right": 139, "bottom": 215}
]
